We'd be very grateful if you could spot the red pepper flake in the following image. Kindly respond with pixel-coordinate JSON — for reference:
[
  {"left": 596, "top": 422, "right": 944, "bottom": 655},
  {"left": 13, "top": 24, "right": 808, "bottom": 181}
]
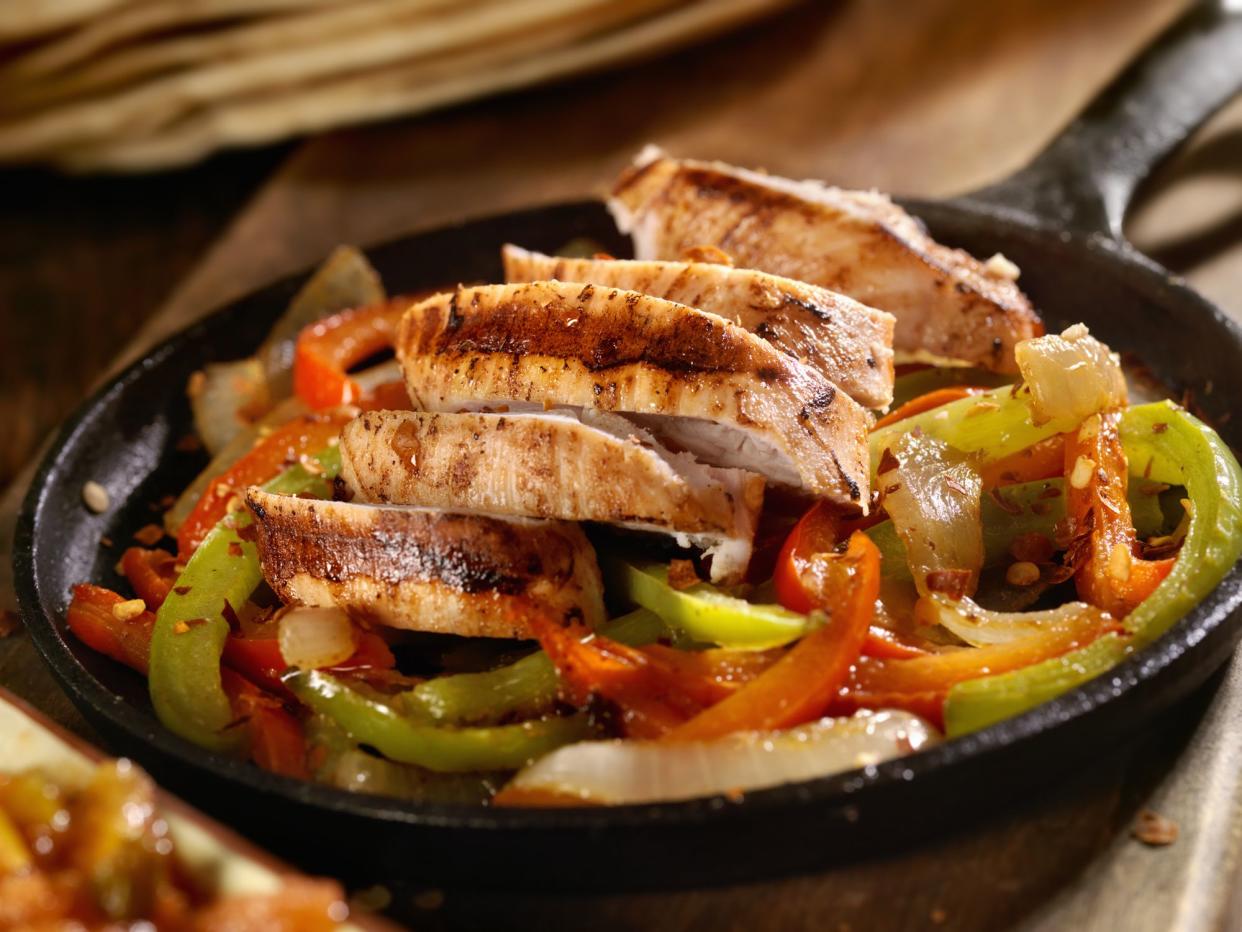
[
  {"left": 877, "top": 448, "right": 899, "bottom": 475},
  {"left": 99, "top": 535, "right": 113, "bottom": 548},
  {"left": 723, "top": 786, "right": 745, "bottom": 803},
  {"left": 173, "top": 586, "right": 192, "bottom": 596},
  {"left": 1039, "top": 484, "right": 1062, "bottom": 499},
  {"left": 221, "top": 599, "right": 242, "bottom": 633},
  {"left": 1030, "top": 501, "right": 1053, "bottom": 516},
  {"left": 1152, "top": 422, "right": 1168, "bottom": 434},
  {"left": 1133, "top": 809, "right": 1178, "bottom": 846},
  {"left": 235, "top": 523, "right": 258, "bottom": 543},
  {"left": 930, "top": 907, "right": 948, "bottom": 926},
  {"left": 133, "top": 524, "right": 166, "bottom": 546},
  {"left": 1010, "top": 532, "right": 1054, "bottom": 564},
  {"left": 159, "top": 494, "right": 176, "bottom": 508},
  {"left": 1009, "top": 382, "right": 1021, "bottom": 398},
  {"left": 925, "top": 569, "right": 972, "bottom": 600},
  {"left": 227, "top": 541, "right": 245, "bottom": 558},
  {"left": 988, "top": 487, "right": 1022, "bottom": 516},
  {"left": 666, "top": 559, "right": 701, "bottom": 591}
]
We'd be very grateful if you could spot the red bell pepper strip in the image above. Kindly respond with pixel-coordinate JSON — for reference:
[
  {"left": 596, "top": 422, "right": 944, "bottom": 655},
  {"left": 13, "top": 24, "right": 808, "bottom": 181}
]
[
  {"left": 833, "top": 607, "right": 1121, "bottom": 728},
  {"left": 1065, "top": 411, "right": 1175, "bottom": 617},
  {"left": 293, "top": 298, "right": 409, "bottom": 410},
  {"left": 774, "top": 502, "right": 929, "bottom": 659},
  {"left": 874, "top": 386, "right": 985, "bottom": 428},
  {"left": 222, "top": 629, "right": 396, "bottom": 696},
  {"left": 221, "top": 669, "right": 308, "bottom": 780},
  {"left": 177, "top": 414, "right": 347, "bottom": 557},
  {"left": 65, "top": 584, "right": 156, "bottom": 674},
  {"left": 667, "top": 532, "right": 880, "bottom": 740},
  {"left": 119, "top": 547, "right": 179, "bottom": 609}
]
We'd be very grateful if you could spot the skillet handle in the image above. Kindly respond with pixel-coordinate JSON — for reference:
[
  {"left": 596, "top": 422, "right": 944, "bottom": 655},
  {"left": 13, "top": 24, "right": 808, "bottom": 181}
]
[{"left": 959, "top": 1, "right": 1242, "bottom": 239}]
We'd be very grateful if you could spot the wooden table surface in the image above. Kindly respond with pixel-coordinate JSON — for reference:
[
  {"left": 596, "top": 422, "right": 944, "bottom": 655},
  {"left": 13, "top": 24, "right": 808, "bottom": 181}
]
[{"left": 5, "top": 0, "right": 1242, "bottom": 928}]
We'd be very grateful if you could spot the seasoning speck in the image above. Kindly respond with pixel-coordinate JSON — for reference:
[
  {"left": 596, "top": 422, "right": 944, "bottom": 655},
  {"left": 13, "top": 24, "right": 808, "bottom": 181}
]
[
  {"left": 1006, "top": 561, "right": 1041, "bottom": 587},
  {"left": 930, "top": 906, "right": 948, "bottom": 925},
  {"left": 111, "top": 599, "right": 146, "bottom": 622},
  {"left": 1133, "top": 809, "right": 1178, "bottom": 846},
  {"left": 82, "top": 481, "right": 110, "bottom": 513}
]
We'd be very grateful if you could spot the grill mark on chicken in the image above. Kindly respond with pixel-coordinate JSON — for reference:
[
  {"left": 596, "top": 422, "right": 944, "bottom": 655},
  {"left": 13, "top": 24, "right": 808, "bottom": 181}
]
[
  {"left": 608, "top": 152, "right": 1042, "bottom": 373},
  {"left": 397, "top": 281, "right": 872, "bottom": 507},
  {"left": 339, "top": 409, "right": 765, "bottom": 582},
  {"left": 247, "top": 488, "right": 604, "bottom": 637},
  {"left": 501, "top": 246, "right": 895, "bottom": 408}
]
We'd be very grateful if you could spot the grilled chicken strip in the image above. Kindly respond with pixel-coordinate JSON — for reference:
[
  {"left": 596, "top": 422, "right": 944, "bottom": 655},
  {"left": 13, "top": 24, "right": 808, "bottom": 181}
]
[
  {"left": 607, "top": 150, "right": 1042, "bottom": 373},
  {"left": 397, "top": 281, "right": 872, "bottom": 510},
  {"left": 339, "top": 408, "right": 765, "bottom": 583},
  {"left": 246, "top": 488, "right": 605, "bottom": 638},
  {"left": 502, "top": 245, "right": 895, "bottom": 409}
]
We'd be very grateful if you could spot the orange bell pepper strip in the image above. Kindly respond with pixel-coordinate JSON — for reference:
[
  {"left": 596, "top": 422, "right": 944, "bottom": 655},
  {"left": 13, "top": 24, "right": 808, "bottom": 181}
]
[
  {"left": 980, "top": 435, "right": 1066, "bottom": 488},
  {"left": 1065, "top": 411, "right": 1176, "bottom": 617},
  {"left": 65, "top": 584, "right": 157, "bottom": 674},
  {"left": 293, "top": 298, "right": 410, "bottom": 410},
  {"left": 874, "top": 386, "right": 986, "bottom": 428},
  {"left": 833, "top": 607, "right": 1121, "bottom": 728},
  {"left": 774, "top": 502, "right": 928, "bottom": 659},
  {"left": 667, "top": 532, "right": 880, "bottom": 741},
  {"left": 528, "top": 613, "right": 730, "bottom": 738},
  {"left": 177, "top": 413, "right": 347, "bottom": 557},
  {"left": 221, "top": 668, "right": 308, "bottom": 780},
  {"left": 119, "top": 547, "right": 179, "bottom": 609}
]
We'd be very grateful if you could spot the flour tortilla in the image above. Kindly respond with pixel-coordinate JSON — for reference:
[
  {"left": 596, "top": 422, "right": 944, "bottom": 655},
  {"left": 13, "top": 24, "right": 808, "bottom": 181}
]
[{"left": 0, "top": 0, "right": 650, "bottom": 159}]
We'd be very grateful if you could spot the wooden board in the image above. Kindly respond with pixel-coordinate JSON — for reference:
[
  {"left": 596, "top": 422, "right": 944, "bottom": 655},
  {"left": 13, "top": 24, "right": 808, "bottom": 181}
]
[{"left": 6, "top": 0, "right": 1242, "bottom": 927}]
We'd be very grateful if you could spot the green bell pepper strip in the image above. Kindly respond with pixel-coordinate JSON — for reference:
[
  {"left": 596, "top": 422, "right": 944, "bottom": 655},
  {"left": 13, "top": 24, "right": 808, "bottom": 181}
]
[
  {"left": 148, "top": 445, "right": 340, "bottom": 752},
  {"left": 604, "top": 557, "right": 810, "bottom": 650},
  {"left": 943, "top": 403, "right": 1242, "bottom": 736},
  {"left": 867, "top": 477, "right": 1169, "bottom": 584},
  {"left": 401, "top": 608, "right": 665, "bottom": 725},
  {"left": 287, "top": 670, "right": 592, "bottom": 772},
  {"left": 869, "top": 385, "right": 1081, "bottom": 483},
  {"left": 889, "top": 367, "right": 1012, "bottom": 408}
]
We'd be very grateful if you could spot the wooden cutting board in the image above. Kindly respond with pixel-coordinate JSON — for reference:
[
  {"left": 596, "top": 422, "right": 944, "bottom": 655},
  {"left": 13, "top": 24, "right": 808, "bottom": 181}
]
[{"left": 6, "top": 0, "right": 1242, "bottom": 928}]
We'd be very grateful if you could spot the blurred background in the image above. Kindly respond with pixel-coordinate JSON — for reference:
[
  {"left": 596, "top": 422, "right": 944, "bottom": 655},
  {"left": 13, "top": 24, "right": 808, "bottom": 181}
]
[{"left": 1, "top": 0, "right": 1240, "bottom": 491}]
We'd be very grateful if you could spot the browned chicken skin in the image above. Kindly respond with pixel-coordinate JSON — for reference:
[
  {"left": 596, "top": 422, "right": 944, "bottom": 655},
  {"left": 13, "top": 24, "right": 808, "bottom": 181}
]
[
  {"left": 608, "top": 150, "right": 1042, "bottom": 372},
  {"left": 339, "top": 408, "right": 764, "bottom": 583},
  {"left": 246, "top": 488, "right": 605, "bottom": 638},
  {"left": 396, "top": 280, "right": 872, "bottom": 511},
  {"left": 502, "top": 245, "right": 895, "bottom": 409}
]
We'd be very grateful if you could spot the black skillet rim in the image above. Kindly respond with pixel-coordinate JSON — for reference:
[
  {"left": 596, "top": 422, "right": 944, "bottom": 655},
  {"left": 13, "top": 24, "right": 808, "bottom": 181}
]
[{"left": 13, "top": 199, "right": 1242, "bottom": 839}]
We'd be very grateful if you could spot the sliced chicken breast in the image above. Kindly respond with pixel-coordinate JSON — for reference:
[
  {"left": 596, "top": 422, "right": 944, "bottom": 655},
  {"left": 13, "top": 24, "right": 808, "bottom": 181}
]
[
  {"left": 396, "top": 281, "right": 872, "bottom": 511},
  {"left": 338, "top": 408, "right": 764, "bottom": 583},
  {"left": 502, "top": 245, "right": 895, "bottom": 409},
  {"left": 607, "top": 149, "right": 1042, "bottom": 373},
  {"left": 246, "top": 488, "right": 605, "bottom": 638}
]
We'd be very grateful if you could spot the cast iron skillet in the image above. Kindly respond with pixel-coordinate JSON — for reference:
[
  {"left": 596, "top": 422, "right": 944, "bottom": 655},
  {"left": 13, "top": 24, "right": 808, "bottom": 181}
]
[{"left": 14, "top": 2, "right": 1242, "bottom": 893}]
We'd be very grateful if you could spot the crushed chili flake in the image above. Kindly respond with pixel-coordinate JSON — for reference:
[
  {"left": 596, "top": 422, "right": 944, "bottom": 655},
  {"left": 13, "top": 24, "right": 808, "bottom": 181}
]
[
  {"left": 666, "top": 559, "right": 701, "bottom": 591},
  {"left": 227, "top": 541, "right": 245, "bottom": 558},
  {"left": 133, "top": 524, "right": 166, "bottom": 546},
  {"left": 173, "top": 621, "right": 190, "bottom": 635},
  {"left": 1133, "top": 809, "right": 1178, "bottom": 846},
  {"left": 1039, "top": 484, "right": 1062, "bottom": 499},
  {"left": 925, "top": 569, "right": 972, "bottom": 600},
  {"left": 1030, "top": 501, "right": 1053, "bottom": 516},
  {"left": 1010, "top": 532, "right": 1054, "bottom": 564},
  {"left": 173, "top": 586, "right": 192, "bottom": 596},
  {"left": 930, "top": 907, "right": 948, "bottom": 926},
  {"left": 1152, "top": 422, "right": 1168, "bottom": 434},
  {"left": 989, "top": 487, "right": 1022, "bottom": 516},
  {"left": 99, "top": 535, "right": 113, "bottom": 548},
  {"left": 877, "top": 448, "right": 899, "bottom": 475},
  {"left": 235, "top": 523, "right": 258, "bottom": 543}
]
